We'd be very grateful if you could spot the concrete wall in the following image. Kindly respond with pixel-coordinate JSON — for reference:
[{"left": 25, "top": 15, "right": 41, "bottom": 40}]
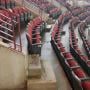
[{"left": 0, "top": 44, "right": 27, "bottom": 89}]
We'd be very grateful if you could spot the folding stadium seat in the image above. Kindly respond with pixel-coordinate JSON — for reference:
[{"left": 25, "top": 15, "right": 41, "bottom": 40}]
[
  {"left": 73, "top": 45, "right": 78, "bottom": 50},
  {"left": 63, "top": 52, "right": 73, "bottom": 60},
  {"left": 72, "top": 38, "right": 77, "bottom": 43},
  {"left": 58, "top": 15, "right": 63, "bottom": 26},
  {"left": 67, "top": 59, "right": 78, "bottom": 67},
  {"left": 27, "top": 16, "right": 43, "bottom": 55},
  {"left": 57, "top": 42, "right": 63, "bottom": 48},
  {"left": 80, "top": 55, "right": 89, "bottom": 62},
  {"left": 60, "top": 47, "right": 66, "bottom": 53},
  {"left": 76, "top": 49, "right": 82, "bottom": 55},
  {"left": 73, "top": 68, "right": 86, "bottom": 78},
  {"left": 11, "top": 7, "right": 31, "bottom": 23},
  {"left": 51, "top": 32, "right": 55, "bottom": 40},
  {"left": 82, "top": 80, "right": 90, "bottom": 90}
]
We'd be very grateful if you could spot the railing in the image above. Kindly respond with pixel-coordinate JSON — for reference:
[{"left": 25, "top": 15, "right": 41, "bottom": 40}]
[{"left": 0, "top": 12, "right": 22, "bottom": 52}]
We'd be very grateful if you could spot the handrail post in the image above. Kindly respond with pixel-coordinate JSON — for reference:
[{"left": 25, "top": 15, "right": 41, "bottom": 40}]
[
  {"left": 12, "top": 20, "right": 16, "bottom": 50},
  {"left": 17, "top": 15, "right": 22, "bottom": 52}
]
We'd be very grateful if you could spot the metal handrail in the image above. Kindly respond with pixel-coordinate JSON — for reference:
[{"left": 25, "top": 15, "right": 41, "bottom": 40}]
[{"left": 0, "top": 11, "right": 22, "bottom": 52}]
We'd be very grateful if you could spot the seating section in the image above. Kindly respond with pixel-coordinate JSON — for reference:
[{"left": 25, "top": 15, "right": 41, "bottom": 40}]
[
  {"left": 0, "top": 0, "right": 90, "bottom": 89},
  {"left": 0, "top": 0, "right": 16, "bottom": 9},
  {"left": 51, "top": 23, "right": 90, "bottom": 90},
  {"left": 0, "top": 7, "right": 31, "bottom": 24},
  {"left": 9, "top": 7, "right": 31, "bottom": 23},
  {"left": 78, "top": 22, "right": 90, "bottom": 58},
  {"left": 49, "top": 8, "right": 61, "bottom": 19},
  {"left": 69, "top": 18, "right": 90, "bottom": 76},
  {"left": 51, "top": 5, "right": 90, "bottom": 89},
  {"left": 58, "top": 12, "right": 72, "bottom": 25},
  {"left": 0, "top": 1, "right": 32, "bottom": 52},
  {"left": 26, "top": 17, "right": 46, "bottom": 55},
  {"left": 26, "top": 0, "right": 62, "bottom": 19}
]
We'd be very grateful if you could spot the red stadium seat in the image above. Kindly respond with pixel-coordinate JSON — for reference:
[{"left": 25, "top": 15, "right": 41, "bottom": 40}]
[
  {"left": 63, "top": 52, "right": 73, "bottom": 59},
  {"left": 82, "top": 81, "right": 90, "bottom": 90},
  {"left": 60, "top": 47, "right": 66, "bottom": 53},
  {"left": 73, "top": 68, "right": 86, "bottom": 78},
  {"left": 67, "top": 59, "right": 78, "bottom": 67}
]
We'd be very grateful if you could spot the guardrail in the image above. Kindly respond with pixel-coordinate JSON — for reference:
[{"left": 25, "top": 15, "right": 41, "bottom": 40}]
[{"left": 0, "top": 12, "right": 22, "bottom": 52}]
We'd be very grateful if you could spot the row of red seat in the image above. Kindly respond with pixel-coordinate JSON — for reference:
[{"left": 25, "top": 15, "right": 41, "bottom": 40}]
[
  {"left": 51, "top": 23, "right": 90, "bottom": 90},
  {"left": 26, "top": 17, "right": 43, "bottom": 55},
  {"left": 0, "top": 9, "right": 17, "bottom": 39},
  {"left": 58, "top": 12, "right": 72, "bottom": 25},
  {"left": 0, "top": 7, "right": 31, "bottom": 48},
  {"left": 69, "top": 17, "right": 80, "bottom": 29},
  {"left": 69, "top": 18, "right": 90, "bottom": 72},
  {"left": 49, "top": 8, "right": 61, "bottom": 19},
  {"left": 0, "top": 7, "right": 31, "bottom": 24},
  {"left": 78, "top": 22, "right": 90, "bottom": 59},
  {"left": 26, "top": 0, "right": 61, "bottom": 19},
  {"left": 9, "top": 7, "right": 31, "bottom": 23},
  {"left": 0, "top": 0, "right": 15, "bottom": 9},
  {"left": 0, "top": 8, "right": 28, "bottom": 41}
]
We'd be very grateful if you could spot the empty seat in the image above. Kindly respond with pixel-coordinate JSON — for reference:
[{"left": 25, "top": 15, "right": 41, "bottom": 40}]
[
  {"left": 63, "top": 52, "right": 73, "bottom": 59},
  {"left": 73, "top": 68, "right": 86, "bottom": 78},
  {"left": 82, "top": 81, "right": 90, "bottom": 90},
  {"left": 67, "top": 59, "right": 78, "bottom": 67}
]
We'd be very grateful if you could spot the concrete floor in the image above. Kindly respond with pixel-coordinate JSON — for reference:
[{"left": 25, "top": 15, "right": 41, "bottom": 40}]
[
  {"left": 62, "top": 23, "right": 70, "bottom": 51},
  {"left": 17, "top": 26, "right": 72, "bottom": 90},
  {"left": 16, "top": 19, "right": 89, "bottom": 90},
  {"left": 41, "top": 31, "right": 72, "bottom": 90}
]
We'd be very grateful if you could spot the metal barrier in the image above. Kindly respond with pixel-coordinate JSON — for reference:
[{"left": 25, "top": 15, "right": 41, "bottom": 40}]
[{"left": 0, "top": 12, "right": 22, "bottom": 52}]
